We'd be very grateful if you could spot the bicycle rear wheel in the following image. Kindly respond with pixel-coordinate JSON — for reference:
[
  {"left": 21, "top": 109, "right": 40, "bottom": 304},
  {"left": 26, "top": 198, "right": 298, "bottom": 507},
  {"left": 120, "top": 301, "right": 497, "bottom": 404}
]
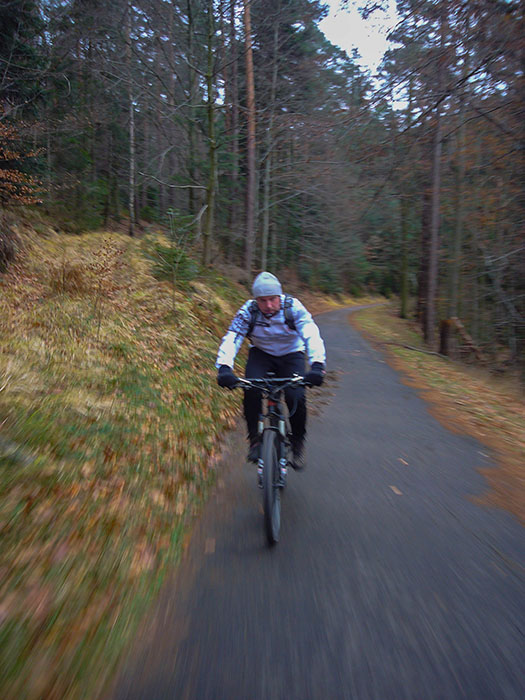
[{"left": 261, "top": 429, "right": 281, "bottom": 545}]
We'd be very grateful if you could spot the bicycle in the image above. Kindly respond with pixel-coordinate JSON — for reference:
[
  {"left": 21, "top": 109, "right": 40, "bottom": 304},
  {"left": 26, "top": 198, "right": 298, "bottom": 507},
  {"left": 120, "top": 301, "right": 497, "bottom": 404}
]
[{"left": 235, "top": 374, "right": 308, "bottom": 545}]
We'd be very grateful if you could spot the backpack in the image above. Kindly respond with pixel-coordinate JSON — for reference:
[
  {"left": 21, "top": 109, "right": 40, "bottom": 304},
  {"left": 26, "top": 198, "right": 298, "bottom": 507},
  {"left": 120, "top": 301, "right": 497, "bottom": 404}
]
[{"left": 246, "top": 295, "right": 296, "bottom": 338}]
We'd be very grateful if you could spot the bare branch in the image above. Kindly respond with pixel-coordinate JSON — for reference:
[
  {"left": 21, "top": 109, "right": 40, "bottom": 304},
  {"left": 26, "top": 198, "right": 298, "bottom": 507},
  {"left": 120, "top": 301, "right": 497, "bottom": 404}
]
[{"left": 138, "top": 172, "right": 206, "bottom": 190}]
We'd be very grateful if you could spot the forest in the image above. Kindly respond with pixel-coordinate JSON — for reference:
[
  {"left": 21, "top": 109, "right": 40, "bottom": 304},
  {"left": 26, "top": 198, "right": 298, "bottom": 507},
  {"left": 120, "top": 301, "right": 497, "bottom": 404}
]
[
  {"left": 1, "top": 0, "right": 524, "bottom": 372},
  {"left": 1, "top": 3, "right": 524, "bottom": 696}
]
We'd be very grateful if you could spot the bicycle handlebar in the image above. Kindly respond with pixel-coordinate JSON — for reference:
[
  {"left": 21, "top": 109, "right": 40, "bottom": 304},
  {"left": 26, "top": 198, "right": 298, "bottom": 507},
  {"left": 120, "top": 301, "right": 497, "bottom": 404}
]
[{"left": 235, "top": 374, "right": 309, "bottom": 391}]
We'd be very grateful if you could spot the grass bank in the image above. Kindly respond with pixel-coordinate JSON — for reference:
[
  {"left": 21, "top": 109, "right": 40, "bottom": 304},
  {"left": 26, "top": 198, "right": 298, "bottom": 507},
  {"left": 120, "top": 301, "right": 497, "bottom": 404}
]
[
  {"left": 0, "top": 227, "right": 246, "bottom": 699},
  {"left": 350, "top": 304, "right": 525, "bottom": 526}
]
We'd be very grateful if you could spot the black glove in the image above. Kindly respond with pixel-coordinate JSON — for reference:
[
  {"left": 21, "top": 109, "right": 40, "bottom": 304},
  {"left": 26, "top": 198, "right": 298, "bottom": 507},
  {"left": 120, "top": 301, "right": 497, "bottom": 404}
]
[
  {"left": 217, "top": 365, "right": 239, "bottom": 389},
  {"left": 304, "top": 362, "right": 325, "bottom": 387}
]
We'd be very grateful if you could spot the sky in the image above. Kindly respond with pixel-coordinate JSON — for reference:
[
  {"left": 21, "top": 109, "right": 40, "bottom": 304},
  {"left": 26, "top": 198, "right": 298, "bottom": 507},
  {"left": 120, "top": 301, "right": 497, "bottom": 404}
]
[{"left": 318, "top": 0, "right": 399, "bottom": 73}]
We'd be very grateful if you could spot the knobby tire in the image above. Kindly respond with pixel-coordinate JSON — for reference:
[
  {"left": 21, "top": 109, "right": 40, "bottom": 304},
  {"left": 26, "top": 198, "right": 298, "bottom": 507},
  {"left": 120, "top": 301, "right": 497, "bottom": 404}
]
[{"left": 261, "top": 429, "right": 280, "bottom": 545}]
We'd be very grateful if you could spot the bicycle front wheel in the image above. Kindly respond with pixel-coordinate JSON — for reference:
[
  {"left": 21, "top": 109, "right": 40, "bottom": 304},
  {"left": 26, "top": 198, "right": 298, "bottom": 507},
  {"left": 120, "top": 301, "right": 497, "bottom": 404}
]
[{"left": 261, "top": 429, "right": 281, "bottom": 545}]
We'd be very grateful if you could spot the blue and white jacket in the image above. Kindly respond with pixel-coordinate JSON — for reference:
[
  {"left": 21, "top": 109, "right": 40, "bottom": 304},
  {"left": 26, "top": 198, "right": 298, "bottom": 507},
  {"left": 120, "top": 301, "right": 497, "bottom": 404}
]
[{"left": 216, "top": 295, "right": 326, "bottom": 369}]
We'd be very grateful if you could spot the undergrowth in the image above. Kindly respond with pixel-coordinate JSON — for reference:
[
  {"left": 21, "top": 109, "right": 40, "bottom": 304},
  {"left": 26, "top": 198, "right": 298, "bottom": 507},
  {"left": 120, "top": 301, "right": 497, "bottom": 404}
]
[{"left": 0, "top": 230, "right": 245, "bottom": 699}]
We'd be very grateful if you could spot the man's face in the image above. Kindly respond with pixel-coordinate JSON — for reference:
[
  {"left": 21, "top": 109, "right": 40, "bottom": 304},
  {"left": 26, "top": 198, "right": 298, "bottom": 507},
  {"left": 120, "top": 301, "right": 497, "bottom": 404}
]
[{"left": 256, "top": 295, "right": 281, "bottom": 317}]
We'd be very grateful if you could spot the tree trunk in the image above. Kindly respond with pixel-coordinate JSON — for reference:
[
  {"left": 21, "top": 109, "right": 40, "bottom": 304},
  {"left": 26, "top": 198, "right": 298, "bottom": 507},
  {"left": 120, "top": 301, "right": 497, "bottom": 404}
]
[
  {"left": 417, "top": 182, "right": 431, "bottom": 327},
  {"left": 167, "top": 0, "right": 177, "bottom": 211},
  {"left": 449, "top": 116, "right": 465, "bottom": 318},
  {"left": 127, "top": 2, "right": 135, "bottom": 237},
  {"left": 448, "top": 23, "right": 469, "bottom": 318},
  {"left": 261, "top": 7, "right": 280, "bottom": 271},
  {"left": 424, "top": 10, "right": 446, "bottom": 345},
  {"left": 202, "top": 0, "right": 216, "bottom": 266},
  {"left": 425, "top": 112, "right": 441, "bottom": 344},
  {"left": 140, "top": 115, "right": 150, "bottom": 213},
  {"left": 439, "top": 319, "right": 452, "bottom": 356},
  {"left": 46, "top": 127, "right": 52, "bottom": 197},
  {"left": 227, "top": 0, "right": 240, "bottom": 262},
  {"left": 400, "top": 78, "right": 413, "bottom": 319},
  {"left": 400, "top": 195, "right": 410, "bottom": 318},
  {"left": 187, "top": 0, "right": 197, "bottom": 218},
  {"left": 244, "top": 0, "right": 257, "bottom": 273},
  {"left": 103, "top": 129, "right": 113, "bottom": 226},
  {"left": 518, "top": 0, "right": 525, "bottom": 380}
]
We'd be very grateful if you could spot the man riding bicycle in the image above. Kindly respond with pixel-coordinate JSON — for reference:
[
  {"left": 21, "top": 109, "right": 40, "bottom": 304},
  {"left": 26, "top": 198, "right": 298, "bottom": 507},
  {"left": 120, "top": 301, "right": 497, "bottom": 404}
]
[{"left": 216, "top": 272, "right": 326, "bottom": 470}]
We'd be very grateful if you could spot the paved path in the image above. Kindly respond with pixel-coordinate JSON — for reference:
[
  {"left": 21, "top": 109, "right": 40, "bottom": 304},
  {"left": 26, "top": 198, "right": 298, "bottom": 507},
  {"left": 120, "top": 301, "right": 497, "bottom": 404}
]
[{"left": 112, "top": 307, "right": 524, "bottom": 700}]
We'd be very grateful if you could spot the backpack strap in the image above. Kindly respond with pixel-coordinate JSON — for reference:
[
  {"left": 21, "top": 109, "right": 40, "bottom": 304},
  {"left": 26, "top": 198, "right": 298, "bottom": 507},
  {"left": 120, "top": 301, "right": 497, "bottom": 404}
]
[
  {"left": 283, "top": 295, "right": 296, "bottom": 331},
  {"left": 246, "top": 300, "right": 259, "bottom": 338},
  {"left": 246, "top": 295, "right": 296, "bottom": 337}
]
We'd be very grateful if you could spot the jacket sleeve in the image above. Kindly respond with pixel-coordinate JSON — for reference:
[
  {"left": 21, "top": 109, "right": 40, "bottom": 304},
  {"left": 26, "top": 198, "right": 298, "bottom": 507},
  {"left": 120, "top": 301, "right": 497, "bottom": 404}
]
[
  {"left": 215, "top": 301, "right": 252, "bottom": 369},
  {"left": 292, "top": 299, "right": 326, "bottom": 366}
]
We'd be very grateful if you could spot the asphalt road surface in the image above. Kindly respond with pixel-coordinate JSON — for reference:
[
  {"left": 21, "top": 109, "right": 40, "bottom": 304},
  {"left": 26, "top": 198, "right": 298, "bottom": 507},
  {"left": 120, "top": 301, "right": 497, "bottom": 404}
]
[{"left": 112, "top": 307, "right": 525, "bottom": 700}]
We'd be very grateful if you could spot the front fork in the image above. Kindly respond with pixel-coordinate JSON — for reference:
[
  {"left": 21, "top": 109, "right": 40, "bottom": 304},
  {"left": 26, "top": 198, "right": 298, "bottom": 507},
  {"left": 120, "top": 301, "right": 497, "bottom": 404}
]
[{"left": 257, "top": 416, "right": 288, "bottom": 487}]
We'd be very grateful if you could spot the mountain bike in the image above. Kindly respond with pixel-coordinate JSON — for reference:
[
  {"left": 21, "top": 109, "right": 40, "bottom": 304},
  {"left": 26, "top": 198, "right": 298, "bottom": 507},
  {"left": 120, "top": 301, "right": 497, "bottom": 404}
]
[{"left": 236, "top": 374, "right": 307, "bottom": 545}]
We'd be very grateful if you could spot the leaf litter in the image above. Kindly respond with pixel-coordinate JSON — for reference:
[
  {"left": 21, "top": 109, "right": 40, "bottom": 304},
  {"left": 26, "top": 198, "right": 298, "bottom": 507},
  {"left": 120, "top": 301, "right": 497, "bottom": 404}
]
[{"left": 0, "top": 230, "right": 245, "bottom": 699}]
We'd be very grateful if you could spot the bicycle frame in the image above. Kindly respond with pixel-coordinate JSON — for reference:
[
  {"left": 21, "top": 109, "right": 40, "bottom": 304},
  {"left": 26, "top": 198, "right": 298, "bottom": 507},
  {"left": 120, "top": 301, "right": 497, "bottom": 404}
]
[
  {"left": 237, "top": 374, "right": 306, "bottom": 480},
  {"left": 236, "top": 374, "right": 307, "bottom": 545}
]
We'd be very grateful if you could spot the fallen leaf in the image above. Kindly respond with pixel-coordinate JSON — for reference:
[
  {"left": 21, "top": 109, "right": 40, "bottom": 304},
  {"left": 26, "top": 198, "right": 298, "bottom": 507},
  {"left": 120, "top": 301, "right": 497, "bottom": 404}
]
[
  {"left": 24, "top": 585, "right": 53, "bottom": 625},
  {"left": 130, "top": 545, "right": 156, "bottom": 576}
]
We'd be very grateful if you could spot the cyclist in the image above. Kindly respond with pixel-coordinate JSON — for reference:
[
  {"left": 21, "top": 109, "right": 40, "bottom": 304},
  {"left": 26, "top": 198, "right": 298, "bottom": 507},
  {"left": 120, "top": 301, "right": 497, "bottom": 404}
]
[{"left": 216, "top": 271, "right": 326, "bottom": 470}]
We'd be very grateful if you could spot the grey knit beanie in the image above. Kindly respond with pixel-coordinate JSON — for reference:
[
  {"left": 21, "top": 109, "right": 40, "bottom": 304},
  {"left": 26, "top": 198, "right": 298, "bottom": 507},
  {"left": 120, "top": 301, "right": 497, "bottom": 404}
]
[{"left": 252, "top": 271, "right": 282, "bottom": 298}]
